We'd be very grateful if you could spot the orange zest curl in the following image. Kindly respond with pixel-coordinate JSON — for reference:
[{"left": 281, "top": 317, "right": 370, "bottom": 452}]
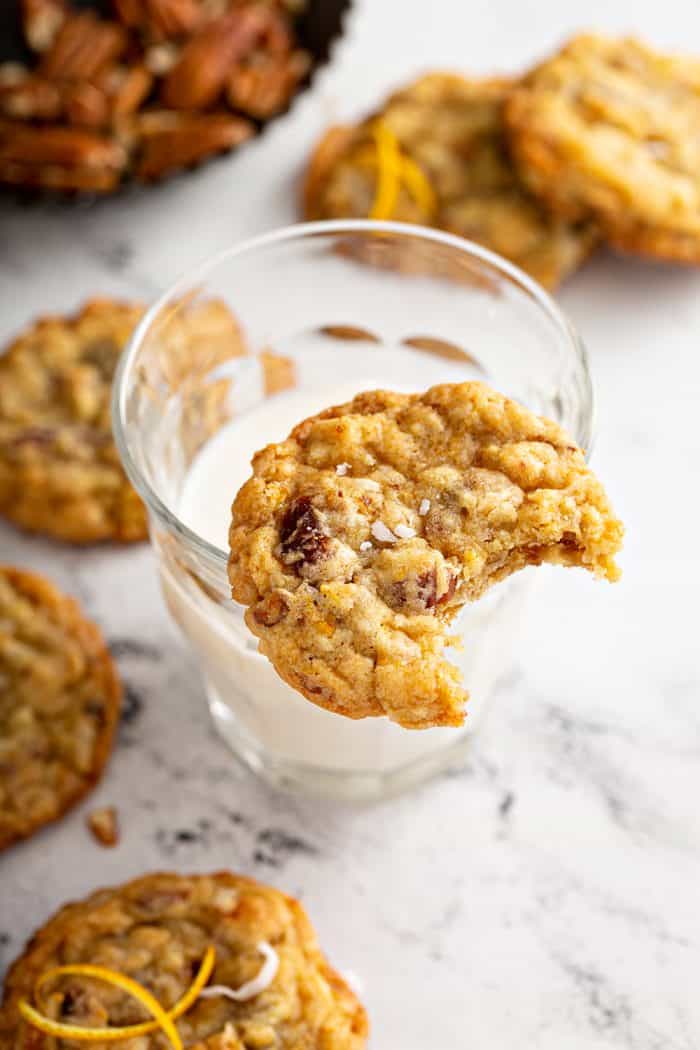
[
  {"left": 19, "top": 945, "right": 217, "bottom": 1049},
  {"left": 362, "top": 121, "right": 437, "bottom": 221}
]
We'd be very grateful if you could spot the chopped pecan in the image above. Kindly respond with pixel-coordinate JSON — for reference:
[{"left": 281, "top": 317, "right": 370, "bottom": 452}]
[
  {"left": 0, "top": 123, "right": 126, "bottom": 192},
  {"left": 278, "top": 496, "right": 331, "bottom": 570},
  {"left": 161, "top": 7, "right": 267, "bottom": 110},
  {"left": 39, "top": 12, "right": 127, "bottom": 82},
  {"left": 133, "top": 110, "right": 253, "bottom": 179},
  {"left": 253, "top": 591, "right": 289, "bottom": 627},
  {"left": 113, "top": 0, "right": 202, "bottom": 40},
  {"left": 389, "top": 567, "right": 458, "bottom": 614},
  {"left": 21, "top": 0, "right": 68, "bottom": 53},
  {"left": 416, "top": 568, "right": 457, "bottom": 609},
  {"left": 226, "top": 48, "right": 309, "bottom": 119}
]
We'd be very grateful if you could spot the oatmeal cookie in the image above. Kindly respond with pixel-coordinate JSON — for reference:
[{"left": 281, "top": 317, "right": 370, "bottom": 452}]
[
  {"left": 0, "top": 298, "right": 295, "bottom": 543},
  {"left": 0, "top": 871, "right": 369, "bottom": 1050},
  {"left": 505, "top": 34, "right": 700, "bottom": 263},
  {"left": 229, "top": 383, "right": 623, "bottom": 730},
  {"left": 303, "top": 73, "right": 598, "bottom": 289},
  {"left": 0, "top": 566, "right": 121, "bottom": 851},
  {"left": 0, "top": 299, "right": 147, "bottom": 543}
]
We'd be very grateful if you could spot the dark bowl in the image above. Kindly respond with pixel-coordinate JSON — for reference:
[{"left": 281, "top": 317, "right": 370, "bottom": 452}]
[{"left": 0, "top": 0, "right": 351, "bottom": 199}]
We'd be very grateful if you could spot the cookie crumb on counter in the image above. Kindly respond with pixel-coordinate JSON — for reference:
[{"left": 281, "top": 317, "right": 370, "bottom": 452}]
[{"left": 87, "top": 806, "right": 120, "bottom": 848}]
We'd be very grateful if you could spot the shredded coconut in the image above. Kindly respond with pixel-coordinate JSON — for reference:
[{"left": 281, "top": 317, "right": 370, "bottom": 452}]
[
  {"left": 199, "top": 942, "right": 279, "bottom": 1003},
  {"left": 335, "top": 462, "right": 351, "bottom": 476},
  {"left": 418, "top": 499, "right": 431, "bottom": 516},
  {"left": 359, "top": 540, "right": 372, "bottom": 551},
  {"left": 394, "top": 524, "right": 416, "bottom": 540},
  {"left": 371, "top": 521, "right": 396, "bottom": 543}
]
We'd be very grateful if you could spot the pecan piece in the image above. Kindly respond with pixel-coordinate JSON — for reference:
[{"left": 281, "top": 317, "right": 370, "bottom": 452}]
[
  {"left": 133, "top": 110, "right": 254, "bottom": 179},
  {"left": 0, "top": 123, "right": 126, "bottom": 192},
  {"left": 0, "top": 76, "right": 62, "bottom": 120},
  {"left": 161, "top": 7, "right": 265, "bottom": 110},
  {"left": 253, "top": 591, "right": 289, "bottom": 627},
  {"left": 95, "top": 64, "right": 154, "bottom": 119},
  {"left": 278, "top": 496, "right": 331, "bottom": 570},
  {"left": 21, "top": 0, "right": 68, "bottom": 52},
  {"left": 416, "top": 568, "right": 457, "bottom": 609},
  {"left": 39, "top": 12, "right": 127, "bottom": 82},
  {"left": 226, "top": 48, "right": 309, "bottom": 119},
  {"left": 113, "top": 0, "right": 202, "bottom": 40}
]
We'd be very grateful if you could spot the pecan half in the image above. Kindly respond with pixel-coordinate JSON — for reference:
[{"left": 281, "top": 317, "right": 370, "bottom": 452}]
[
  {"left": 113, "top": 0, "right": 202, "bottom": 40},
  {"left": 0, "top": 76, "right": 62, "bottom": 120},
  {"left": 0, "top": 123, "right": 126, "bottom": 191},
  {"left": 161, "top": 7, "right": 265, "bottom": 110},
  {"left": 21, "top": 0, "right": 68, "bottom": 53},
  {"left": 39, "top": 12, "right": 127, "bottom": 82},
  {"left": 133, "top": 110, "right": 254, "bottom": 179},
  {"left": 95, "top": 64, "right": 154, "bottom": 119},
  {"left": 226, "top": 49, "right": 309, "bottom": 119},
  {"left": 278, "top": 496, "right": 331, "bottom": 570}
]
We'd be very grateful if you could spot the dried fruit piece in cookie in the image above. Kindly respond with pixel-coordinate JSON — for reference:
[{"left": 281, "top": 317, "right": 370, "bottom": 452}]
[
  {"left": 303, "top": 73, "right": 598, "bottom": 290},
  {"left": 0, "top": 567, "right": 121, "bottom": 851},
  {"left": 229, "top": 383, "right": 623, "bottom": 730},
  {"left": 0, "top": 871, "right": 369, "bottom": 1049},
  {"left": 505, "top": 34, "right": 700, "bottom": 263}
]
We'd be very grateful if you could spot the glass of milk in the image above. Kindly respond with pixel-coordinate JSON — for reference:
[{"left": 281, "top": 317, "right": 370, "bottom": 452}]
[{"left": 113, "top": 221, "right": 593, "bottom": 801}]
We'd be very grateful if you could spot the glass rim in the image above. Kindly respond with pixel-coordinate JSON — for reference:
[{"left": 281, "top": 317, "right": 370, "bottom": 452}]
[{"left": 112, "top": 218, "right": 595, "bottom": 570}]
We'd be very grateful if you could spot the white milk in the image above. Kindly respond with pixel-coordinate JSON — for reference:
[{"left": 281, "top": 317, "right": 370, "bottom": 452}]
[{"left": 160, "top": 382, "right": 525, "bottom": 786}]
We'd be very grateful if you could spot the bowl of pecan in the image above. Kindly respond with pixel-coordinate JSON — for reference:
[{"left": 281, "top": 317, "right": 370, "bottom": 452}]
[{"left": 0, "top": 0, "right": 350, "bottom": 194}]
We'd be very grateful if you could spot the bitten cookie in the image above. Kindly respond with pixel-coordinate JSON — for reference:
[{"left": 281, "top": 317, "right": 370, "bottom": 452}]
[
  {"left": 0, "top": 566, "right": 121, "bottom": 851},
  {"left": 505, "top": 34, "right": 700, "bottom": 263},
  {"left": 0, "top": 871, "right": 369, "bottom": 1050},
  {"left": 303, "top": 73, "right": 598, "bottom": 289},
  {"left": 228, "top": 382, "right": 623, "bottom": 730}
]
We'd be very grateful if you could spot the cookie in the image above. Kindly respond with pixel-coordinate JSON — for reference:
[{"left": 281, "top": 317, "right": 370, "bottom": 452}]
[
  {"left": 303, "top": 73, "right": 598, "bottom": 289},
  {"left": 505, "top": 34, "right": 700, "bottom": 263},
  {"left": 0, "top": 298, "right": 295, "bottom": 543},
  {"left": 0, "top": 566, "right": 121, "bottom": 851},
  {"left": 0, "top": 299, "right": 147, "bottom": 543},
  {"left": 0, "top": 871, "right": 369, "bottom": 1049},
  {"left": 228, "top": 383, "right": 623, "bottom": 730}
]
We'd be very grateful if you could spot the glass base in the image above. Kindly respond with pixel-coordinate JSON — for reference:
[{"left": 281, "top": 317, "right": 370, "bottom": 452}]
[{"left": 206, "top": 686, "right": 478, "bottom": 803}]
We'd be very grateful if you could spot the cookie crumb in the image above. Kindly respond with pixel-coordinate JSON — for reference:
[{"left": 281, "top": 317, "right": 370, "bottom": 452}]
[
  {"left": 370, "top": 521, "right": 396, "bottom": 543},
  {"left": 418, "top": 499, "right": 431, "bottom": 515},
  {"left": 394, "top": 523, "right": 416, "bottom": 539},
  {"left": 335, "top": 462, "right": 351, "bottom": 476},
  {"left": 87, "top": 806, "right": 120, "bottom": 848}
]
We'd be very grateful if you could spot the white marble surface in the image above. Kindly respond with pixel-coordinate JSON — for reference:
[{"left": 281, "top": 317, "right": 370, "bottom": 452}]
[{"left": 1, "top": 1, "right": 700, "bottom": 1047}]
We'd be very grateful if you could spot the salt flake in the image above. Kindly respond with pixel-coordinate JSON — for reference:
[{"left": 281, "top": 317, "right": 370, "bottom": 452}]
[
  {"left": 336, "top": 462, "right": 351, "bottom": 476},
  {"left": 359, "top": 540, "right": 372, "bottom": 551},
  {"left": 418, "top": 499, "right": 431, "bottom": 516},
  {"left": 394, "top": 524, "right": 416, "bottom": 539},
  {"left": 199, "top": 942, "right": 278, "bottom": 1003},
  {"left": 371, "top": 521, "right": 396, "bottom": 543}
]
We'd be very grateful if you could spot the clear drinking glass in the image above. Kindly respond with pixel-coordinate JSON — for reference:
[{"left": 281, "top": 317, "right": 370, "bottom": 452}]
[{"left": 113, "top": 220, "right": 593, "bottom": 802}]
